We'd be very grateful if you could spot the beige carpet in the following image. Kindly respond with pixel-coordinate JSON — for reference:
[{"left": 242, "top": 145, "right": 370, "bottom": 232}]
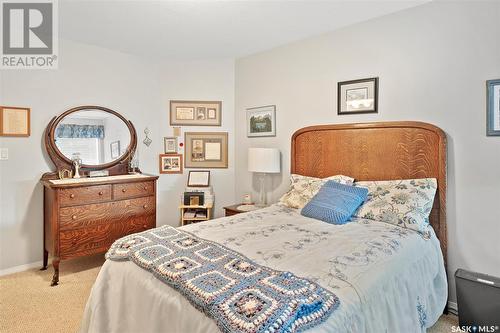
[{"left": 0, "top": 255, "right": 458, "bottom": 333}]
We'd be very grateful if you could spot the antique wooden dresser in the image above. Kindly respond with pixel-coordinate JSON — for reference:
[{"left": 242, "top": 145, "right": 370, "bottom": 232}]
[
  {"left": 41, "top": 175, "right": 158, "bottom": 285},
  {"left": 41, "top": 105, "right": 158, "bottom": 285}
]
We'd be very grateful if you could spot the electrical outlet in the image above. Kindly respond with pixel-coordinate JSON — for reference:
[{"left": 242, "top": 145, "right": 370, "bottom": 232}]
[{"left": 0, "top": 148, "right": 8, "bottom": 160}]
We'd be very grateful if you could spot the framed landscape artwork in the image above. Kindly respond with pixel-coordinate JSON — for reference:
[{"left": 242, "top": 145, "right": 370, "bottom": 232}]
[
  {"left": 338, "top": 77, "right": 378, "bottom": 115},
  {"left": 159, "top": 154, "right": 183, "bottom": 174},
  {"left": 246, "top": 105, "right": 276, "bottom": 137},
  {"left": 184, "top": 132, "right": 228, "bottom": 168},
  {"left": 487, "top": 79, "right": 500, "bottom": 136},
  {"left": 170, "top": 100, "right": 222, "bottom": 126}
]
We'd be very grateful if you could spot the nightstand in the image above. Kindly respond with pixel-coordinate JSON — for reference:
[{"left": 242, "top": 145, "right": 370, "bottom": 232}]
[
  {"left": 223, "top": 204, "right": 260, "bottom": 217},
  {"left": 179, "top": 204, "right": 213, "bottom": 226}
]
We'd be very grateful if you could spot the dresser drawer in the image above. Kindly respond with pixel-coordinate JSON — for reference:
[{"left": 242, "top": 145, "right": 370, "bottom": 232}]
[
  {"left": 59, "top": 196, "right": 156, "bottom": 230},
  {"left": 59, "top": 185, "right": 111, "bottom": 207},
  {"left": 113, "top": 181, "right": 154, "bottom": 200},
  {"left": 59, "top": 224, "right": 115, "bottom": 258},
  {"left": 114, "top": 215, "right": 155, "bottom": 239}
]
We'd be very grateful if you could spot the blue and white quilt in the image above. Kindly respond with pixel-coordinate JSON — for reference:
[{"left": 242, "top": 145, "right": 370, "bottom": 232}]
[{"left": 81, "top": 205, "right": 447, "bottom": 333}]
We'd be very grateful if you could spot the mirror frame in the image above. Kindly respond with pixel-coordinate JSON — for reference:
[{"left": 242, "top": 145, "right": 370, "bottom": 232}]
[{"left": 44, "top": 105, "right": 138, "bottom": 176}]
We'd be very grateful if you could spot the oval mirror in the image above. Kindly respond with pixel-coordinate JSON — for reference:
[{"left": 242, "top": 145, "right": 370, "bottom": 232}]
[{"left": 53, "top": 107, "right": 132, "bottom": 167}]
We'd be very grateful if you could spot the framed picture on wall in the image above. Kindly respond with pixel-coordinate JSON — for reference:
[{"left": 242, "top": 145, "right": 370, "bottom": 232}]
[
  {"left": 164, "top": 137, "right": 178, "bottom": 153},
  {"left": 246, "top": 105, "right": 276, "bottom": 137},
  {"left": 159, "top": 154, "right": 183, "bottom": 174},
  {"left": 110, "top": 141, "right": 121, "bottom": 159},
  {"left": 187, "top": 170, "right": 210, "bottom": 187},
  {"left": 0, "top": 106, "right": 31, "bottom": 137},
  {"left": 170, "top": 100, "right": 222, "bottom": 126},
  {"left": 337, "top": 77, "right": 378, "bottom": 115},
  {"left": 487, "top": 79, "right": 500, "bottom": 136},
  {"left": 184, "top": 132, "right": 228, "bottom": 168}
]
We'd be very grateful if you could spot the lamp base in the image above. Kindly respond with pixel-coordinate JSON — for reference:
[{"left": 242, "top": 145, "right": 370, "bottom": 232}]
[{"left": 257, "top": 173, "right": 267, "bottom": 206}]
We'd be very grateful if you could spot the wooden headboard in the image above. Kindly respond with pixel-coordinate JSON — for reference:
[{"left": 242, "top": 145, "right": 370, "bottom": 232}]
[{"left": 291, "top": 121, "right": 447, "bottom": 265}]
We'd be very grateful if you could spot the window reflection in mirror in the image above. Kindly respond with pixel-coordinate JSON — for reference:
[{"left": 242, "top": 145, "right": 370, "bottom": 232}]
[{"left": 54, "top": 109, "right": 131, "bottom": 166}]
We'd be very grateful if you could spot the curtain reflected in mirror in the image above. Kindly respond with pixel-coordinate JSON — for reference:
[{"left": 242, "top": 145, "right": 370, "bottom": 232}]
[{"left": 54, "top": 109, "right": 131, "bottom": 166}]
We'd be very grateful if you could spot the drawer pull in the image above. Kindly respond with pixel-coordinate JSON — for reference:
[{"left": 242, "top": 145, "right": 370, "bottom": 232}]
[
  {"left": 70, "top": 194, "right": 75, "bottom": 199},
  {"left": 98, "top": 191, "right": 104, "bottom": 196},
  {"left": 143, "top": 224, "right": 148, "bottom": 229},
  {"left": 143, "top": 204, "right": 148, "bottom": 209},
  {"left": 122, "top": 189, "right": 127, "bottom": 193},
  {"left": 144, "top": 186, "right": 148, "bottom": 191},
  {"left": 72, "top": 215, "right": 77, "bottom": 220}
]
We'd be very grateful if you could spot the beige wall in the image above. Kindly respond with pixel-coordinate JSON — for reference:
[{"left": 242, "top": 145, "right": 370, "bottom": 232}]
[
  {"left": 235, "top": 1, "right": 500, "bottom": 304},
  {"left": 0, "top": 40, "right": 235, "bottom": 272}
]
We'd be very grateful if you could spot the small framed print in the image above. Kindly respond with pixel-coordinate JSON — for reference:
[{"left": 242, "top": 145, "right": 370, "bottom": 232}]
[
  {"left": 187, "top": 170, "right": 210, "bottom": 187},
  {"left": 487, "top": 79, "right": 500, "bottom": 136},
  {"left": 170, "top": 100, "right": 222, "bottom": 126},
  {"left": 338, "top": 77, "right": 378, "bottom": 115},
  {"left": 164, "top": 137, "right": 178, "bottom": 153},
  {"left": 159, "top": 154, "right": 183, "bottom": 174},
  {"left": 184, "top": 132, "right": 228, "bottom": 168},
  {"left": 246, "top": 105, "right": 276, "bottom": 137},
  {"left": 110, "top": 141, "right": 121, "bottom": 159},
  {"left": 0, "top": 106, "right": 31, "bottom": 137},
  {"left": 207, "top": 108, "right": 217, "bottom": 119}
]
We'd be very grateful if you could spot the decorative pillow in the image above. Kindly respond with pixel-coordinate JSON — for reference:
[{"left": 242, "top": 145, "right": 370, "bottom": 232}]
[
  {"left": 279, "top": 174, "right": 355, "bottom": 209},
  {"left": 301, "top": 181, "right": 368, "bottom": 225},
  {"left": 353, "top": 178, "right": 437, "bottom": 236}
]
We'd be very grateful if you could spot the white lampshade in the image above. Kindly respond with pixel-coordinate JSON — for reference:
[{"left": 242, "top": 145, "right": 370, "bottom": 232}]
[{"left": 248, "top": 148, "right": 281, "bottom": 173}]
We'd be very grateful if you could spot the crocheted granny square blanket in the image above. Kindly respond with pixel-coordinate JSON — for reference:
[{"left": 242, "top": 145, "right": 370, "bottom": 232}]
[{"left": 106, "top": 225, "right": 340, "bottom": 333}]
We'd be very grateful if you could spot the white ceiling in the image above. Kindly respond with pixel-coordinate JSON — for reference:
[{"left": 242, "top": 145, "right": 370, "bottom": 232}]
[{"left": 59, "top": 0, "right": 428, "bottom": 59}]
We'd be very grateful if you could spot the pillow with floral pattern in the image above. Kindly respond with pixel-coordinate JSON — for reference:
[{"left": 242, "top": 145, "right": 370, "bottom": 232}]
[
  {"left": 279, "top": 174, "right": 355, "bottom": 209},
  {"left": 353, "top": 178, "right": 437, "bottom": 237}
]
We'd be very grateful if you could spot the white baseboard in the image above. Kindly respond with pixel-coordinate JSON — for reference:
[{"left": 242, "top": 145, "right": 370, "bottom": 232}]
[
  {"left": 0, "top": 260, "right": 43, "bottom": 277},
  {"left": 447, "top": 301, "right": 458, "bottom": 315}
]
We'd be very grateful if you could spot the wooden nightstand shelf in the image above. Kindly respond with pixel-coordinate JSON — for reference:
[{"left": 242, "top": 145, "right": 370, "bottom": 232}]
[
  {"left": 223, "top": 204, "right": 261, "bottom": 217},
  {"left": 179, "top": 204, "right": 213, "bottom": 226}
]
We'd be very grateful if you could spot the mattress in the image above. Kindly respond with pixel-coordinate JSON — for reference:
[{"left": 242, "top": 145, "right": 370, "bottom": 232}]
[{"left": 80, "top": 204, "right": 447, "bottom": 333}]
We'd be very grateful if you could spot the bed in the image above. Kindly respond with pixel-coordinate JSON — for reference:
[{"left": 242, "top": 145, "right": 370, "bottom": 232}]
[{"left": 80, "top": 121, "right": 448, "bottom": 333}]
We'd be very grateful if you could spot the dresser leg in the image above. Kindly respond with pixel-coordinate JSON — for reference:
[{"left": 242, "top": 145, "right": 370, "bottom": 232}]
[
  {"left": 51, "top": 259, "right": 60, "bottom": 286},
  {"left": 41, "top": 249, "right": 49, "bottom": 270}
]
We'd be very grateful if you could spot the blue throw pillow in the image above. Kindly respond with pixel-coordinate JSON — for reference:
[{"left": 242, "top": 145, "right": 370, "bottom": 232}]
[{"left": 301, "top": 180, "right": 368, "bottom": 225}]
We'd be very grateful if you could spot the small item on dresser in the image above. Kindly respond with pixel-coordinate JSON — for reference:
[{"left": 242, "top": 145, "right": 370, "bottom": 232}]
[
  {"left": 58, "top": 169, "right": 73, "bottom": 180},
  {"left": 89, "top": 170, "right": 109, "bottom": 177},
  {"left": 129, "top": 150, "right": 140, "bottom": 174},
  {"left": 242, "top": 193, "right": 253, "bottom": 205},
  {"left": 184, "top": 192, "right": 204, "bottom": 206},
  {"left": 71, "top": 153, "right": 82, "bottom": 178}
]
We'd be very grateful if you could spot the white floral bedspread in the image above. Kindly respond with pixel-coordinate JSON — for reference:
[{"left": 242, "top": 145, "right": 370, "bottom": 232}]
[{"left": 81, "top": 205, "right": 447, "bottom": 333}]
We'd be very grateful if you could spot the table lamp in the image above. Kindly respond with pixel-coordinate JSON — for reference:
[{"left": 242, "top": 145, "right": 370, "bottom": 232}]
[{"left": 248, "top": 148, "right": 281, "bottom": 206}]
